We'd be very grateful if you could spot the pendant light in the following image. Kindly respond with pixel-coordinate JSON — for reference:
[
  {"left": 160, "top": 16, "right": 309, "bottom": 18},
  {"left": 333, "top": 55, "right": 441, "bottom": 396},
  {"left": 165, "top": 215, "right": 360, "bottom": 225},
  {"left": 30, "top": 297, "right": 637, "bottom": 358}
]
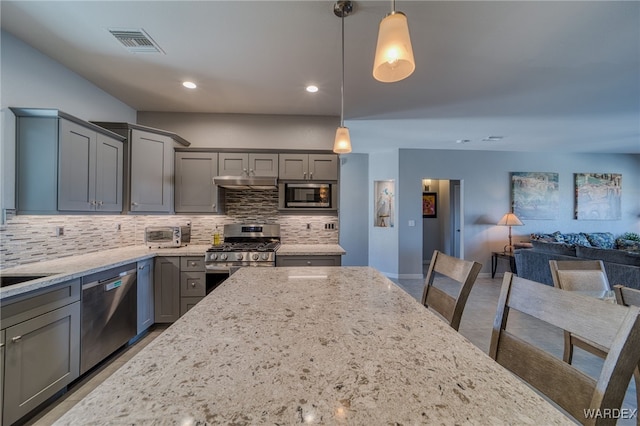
[
  {"left": 333, "top": 1, "right": 352, "bottom": 154},
  {"left": 373, "top": 0, "right": 415, "bottom": 83}
]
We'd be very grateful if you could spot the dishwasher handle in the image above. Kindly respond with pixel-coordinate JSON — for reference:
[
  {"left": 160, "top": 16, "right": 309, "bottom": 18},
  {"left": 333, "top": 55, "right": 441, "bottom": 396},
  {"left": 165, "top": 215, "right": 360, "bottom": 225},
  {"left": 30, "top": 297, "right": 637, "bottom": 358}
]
[{"left": 82, "top": 268, "right": 136, "bottom": 291}]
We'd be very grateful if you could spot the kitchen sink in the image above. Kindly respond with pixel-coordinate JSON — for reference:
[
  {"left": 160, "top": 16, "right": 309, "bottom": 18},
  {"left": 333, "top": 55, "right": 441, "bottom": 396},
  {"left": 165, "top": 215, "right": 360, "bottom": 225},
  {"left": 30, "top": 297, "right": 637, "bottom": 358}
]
[{"left": 0, "top": 274, "right": 55, "bottom": 288}]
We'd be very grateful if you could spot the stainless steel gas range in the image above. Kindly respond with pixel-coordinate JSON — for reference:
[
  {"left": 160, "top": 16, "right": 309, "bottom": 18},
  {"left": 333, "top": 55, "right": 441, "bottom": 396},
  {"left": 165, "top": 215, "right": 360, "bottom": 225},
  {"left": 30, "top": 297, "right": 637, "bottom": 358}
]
[{"left": 205, "top": 224, "right": 280, "bottom": 289}]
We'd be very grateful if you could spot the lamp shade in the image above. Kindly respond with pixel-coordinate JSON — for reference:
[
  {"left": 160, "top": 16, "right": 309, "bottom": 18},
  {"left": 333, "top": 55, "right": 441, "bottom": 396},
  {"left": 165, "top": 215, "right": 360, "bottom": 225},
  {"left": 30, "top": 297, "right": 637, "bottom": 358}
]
[
  {"left": 373, "top": 11, "right": 415, "bottom": 83},
  {"left": 333, "top": 126, "right": 352, "bottom": 154},
  {"left": 497, "top": 212, "right": 524, "bottom": 227}
]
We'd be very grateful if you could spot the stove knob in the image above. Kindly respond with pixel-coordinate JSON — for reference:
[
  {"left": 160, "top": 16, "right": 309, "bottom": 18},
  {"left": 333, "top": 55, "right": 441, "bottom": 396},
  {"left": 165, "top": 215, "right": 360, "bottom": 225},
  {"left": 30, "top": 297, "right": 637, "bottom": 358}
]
[
  {"left": 210, "top": 253, "right": 218, "bottom": 260},
  {"left": 220, "top": 253, "right": 228, "bottom": 261},
  {"left": 261, "top": 253, "right": 270, "bottom": 261},
  {"left": 252, "top": 253, "right": 260, "bottom": 261},
  {"left": 236, "top": 253, "right": 244, "bottom": 260}
]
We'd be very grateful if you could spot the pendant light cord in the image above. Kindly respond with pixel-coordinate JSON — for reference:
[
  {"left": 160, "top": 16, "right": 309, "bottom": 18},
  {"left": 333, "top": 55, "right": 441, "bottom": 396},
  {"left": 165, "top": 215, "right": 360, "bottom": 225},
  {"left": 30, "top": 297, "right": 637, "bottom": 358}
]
[{"left": 340, "top": 11, "right": 345, "bottom": 128}]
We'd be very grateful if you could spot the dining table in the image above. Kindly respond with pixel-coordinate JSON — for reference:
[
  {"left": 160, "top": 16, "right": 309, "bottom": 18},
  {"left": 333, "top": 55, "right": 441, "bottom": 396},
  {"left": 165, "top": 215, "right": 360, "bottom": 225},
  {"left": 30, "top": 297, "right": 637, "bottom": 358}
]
[{"left": 54, "top": 266, "right": 572, "bottom": 425}]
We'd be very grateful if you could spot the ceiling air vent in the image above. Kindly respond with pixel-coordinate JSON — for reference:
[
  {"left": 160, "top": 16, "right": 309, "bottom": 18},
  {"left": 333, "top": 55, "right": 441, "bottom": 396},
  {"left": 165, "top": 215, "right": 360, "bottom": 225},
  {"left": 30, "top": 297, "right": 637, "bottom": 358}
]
[{"left": 108, "top": 28, "right": 165, "bottom": 54}]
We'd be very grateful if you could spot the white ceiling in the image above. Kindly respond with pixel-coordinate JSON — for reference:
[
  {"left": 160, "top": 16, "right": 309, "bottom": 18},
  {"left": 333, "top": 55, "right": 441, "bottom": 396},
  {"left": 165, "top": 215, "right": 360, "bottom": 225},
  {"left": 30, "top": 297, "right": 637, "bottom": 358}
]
[{"left": 1, "top": 1, "right": 639, "bottom": 154}]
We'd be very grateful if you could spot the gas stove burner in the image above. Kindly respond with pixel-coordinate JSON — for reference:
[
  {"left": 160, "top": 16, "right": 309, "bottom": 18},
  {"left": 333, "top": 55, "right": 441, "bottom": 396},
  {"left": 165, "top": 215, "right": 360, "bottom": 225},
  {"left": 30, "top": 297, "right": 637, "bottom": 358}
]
[{"left": 205, "top": 223, "right": 281, "bottom": 268}]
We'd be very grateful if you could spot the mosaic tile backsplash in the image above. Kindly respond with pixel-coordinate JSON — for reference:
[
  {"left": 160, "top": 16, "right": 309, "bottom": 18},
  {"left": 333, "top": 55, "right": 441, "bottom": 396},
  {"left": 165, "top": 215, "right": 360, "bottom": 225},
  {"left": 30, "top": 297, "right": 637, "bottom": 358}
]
[{"left": 0, "top": 189, "right": 339, "bottom": 269}]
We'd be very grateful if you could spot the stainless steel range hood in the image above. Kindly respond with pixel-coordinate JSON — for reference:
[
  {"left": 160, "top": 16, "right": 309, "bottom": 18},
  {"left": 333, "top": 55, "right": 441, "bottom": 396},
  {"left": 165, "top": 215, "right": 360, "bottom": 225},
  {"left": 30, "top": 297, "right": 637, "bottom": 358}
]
[{"left": 213, "top": 176, "right": 278, "bottom": 190}]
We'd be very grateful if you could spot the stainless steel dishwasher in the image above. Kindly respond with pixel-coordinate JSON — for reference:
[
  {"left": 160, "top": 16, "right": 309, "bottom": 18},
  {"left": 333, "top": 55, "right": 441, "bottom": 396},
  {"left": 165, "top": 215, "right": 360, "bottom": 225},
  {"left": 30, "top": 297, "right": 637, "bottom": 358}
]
[{"left": 81, "top": 263, "right": 137, "bottom": 374}]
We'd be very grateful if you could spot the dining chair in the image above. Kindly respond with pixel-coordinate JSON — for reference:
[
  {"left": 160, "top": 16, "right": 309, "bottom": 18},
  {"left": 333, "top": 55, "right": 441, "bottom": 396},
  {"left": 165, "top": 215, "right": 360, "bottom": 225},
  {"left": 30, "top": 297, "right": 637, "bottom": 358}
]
[
  {"left": 613, "top": 284, "right": 640, "bottom": 415},
  {"left": 421, "top": 250, "right": 482, "bottom": 331},
  {"left": 490, "top": 273, "right": 640, "bottom": 425},
  {"left": 549, "top": 260, "right": 611, "bottom": 364}
]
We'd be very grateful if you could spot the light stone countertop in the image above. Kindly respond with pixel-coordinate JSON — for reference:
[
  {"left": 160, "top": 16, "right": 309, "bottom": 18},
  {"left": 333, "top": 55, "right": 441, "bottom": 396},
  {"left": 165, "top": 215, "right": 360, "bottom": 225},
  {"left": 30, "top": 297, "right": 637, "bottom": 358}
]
[
  {"left": 0, "top": 245, "right": 211, "bottom": 300},
  {"left": 1, "top": 244, "right": 345, "bottom": 300},
  {"left": 276, "top": 243, "right": 346, "bottom": 256},
  {"left": 53, "top": 266, "right": 572, "bottom": 425}
]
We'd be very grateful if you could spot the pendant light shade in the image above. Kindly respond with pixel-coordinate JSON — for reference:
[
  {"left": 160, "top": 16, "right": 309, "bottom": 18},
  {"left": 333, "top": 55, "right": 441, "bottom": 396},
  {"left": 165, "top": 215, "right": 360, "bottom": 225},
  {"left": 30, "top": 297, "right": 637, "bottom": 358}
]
[
  {"left": 373, "top": 10, "right": 415, "bottom": 83},
  {"left": 333, "top": 126, "right": 351, "bottom": 153},
  {"left": 333, "top": 1, "right": 352, "bottom": 154}
]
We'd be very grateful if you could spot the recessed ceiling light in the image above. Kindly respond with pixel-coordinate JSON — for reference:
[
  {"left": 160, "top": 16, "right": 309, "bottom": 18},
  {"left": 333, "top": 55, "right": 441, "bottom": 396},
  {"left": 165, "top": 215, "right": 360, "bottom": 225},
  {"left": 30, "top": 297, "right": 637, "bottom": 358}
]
[
  {"left": 182, "top": 81, "right": 197, "bottom": 89},
  {"left": 456, "top": 139, "right": 471, "bottom": 144},
  {"left": 306, "top": 85, "right": 319, "bottom": 93},
  {"left": 482, "top": 136, "right": 504, "bottom": 141}
]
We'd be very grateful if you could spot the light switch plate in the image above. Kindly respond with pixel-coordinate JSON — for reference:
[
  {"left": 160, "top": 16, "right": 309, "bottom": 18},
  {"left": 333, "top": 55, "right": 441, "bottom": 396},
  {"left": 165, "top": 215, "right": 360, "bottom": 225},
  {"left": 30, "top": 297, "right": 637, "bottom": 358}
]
[{"left": 408, "top": 220, "right": 415, "bottom": 227}]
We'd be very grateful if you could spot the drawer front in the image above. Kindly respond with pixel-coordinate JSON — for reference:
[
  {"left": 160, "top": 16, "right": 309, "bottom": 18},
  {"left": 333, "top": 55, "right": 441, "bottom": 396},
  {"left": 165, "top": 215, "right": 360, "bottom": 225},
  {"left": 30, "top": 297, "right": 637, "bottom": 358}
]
[
  {"left": 180, "top": 272, "right": 206, "bottom": 297},
  {"left": 180, "top": 297, "right": 204, "bottom": 317},
  {"left": 180, "top": 257, "right": 205, "bottom": 272},
  {"left": 276, "top": 256, "right": 341, "bottom": 267}
]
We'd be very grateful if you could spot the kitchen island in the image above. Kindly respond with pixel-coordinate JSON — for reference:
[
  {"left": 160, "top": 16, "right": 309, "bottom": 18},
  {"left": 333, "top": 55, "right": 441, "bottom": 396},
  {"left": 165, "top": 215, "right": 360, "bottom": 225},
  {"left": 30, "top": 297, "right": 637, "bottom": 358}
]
[{"left": 53, "top": 266, "right": 571, "bottom": 425}]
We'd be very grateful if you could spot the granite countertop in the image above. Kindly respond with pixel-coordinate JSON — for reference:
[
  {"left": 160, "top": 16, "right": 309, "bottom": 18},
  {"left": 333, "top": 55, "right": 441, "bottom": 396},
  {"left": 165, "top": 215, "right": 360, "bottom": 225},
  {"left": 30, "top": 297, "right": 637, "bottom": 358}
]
[
  {"left": 0, "top": 245, "right": 211, "bottom": 300},
  {"left": 276, "top": 244, "right": 346, "bottom": 256},
  {"left": 54, "top": 266, "right": 571, "bottom": 425},
  {"left": 1, "top": 244, "right": 345, "bottom": 300}
]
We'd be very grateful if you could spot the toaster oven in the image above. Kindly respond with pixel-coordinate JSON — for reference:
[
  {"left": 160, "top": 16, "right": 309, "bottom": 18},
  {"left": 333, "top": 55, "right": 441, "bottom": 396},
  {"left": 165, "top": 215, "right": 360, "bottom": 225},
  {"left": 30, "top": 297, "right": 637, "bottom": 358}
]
[{"left": 145, "top": 225, "right": 191, "bottom": 248}]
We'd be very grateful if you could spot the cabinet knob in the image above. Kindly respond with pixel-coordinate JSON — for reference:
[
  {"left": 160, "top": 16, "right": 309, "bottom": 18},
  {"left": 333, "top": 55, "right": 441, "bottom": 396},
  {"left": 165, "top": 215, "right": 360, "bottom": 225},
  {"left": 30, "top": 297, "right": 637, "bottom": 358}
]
[
  {"left": 98, "top": 200, "right": 104, "bottom": 206},
  {"left": 303, "top": 172, "right": 307, "bottom": 179},
  {"left": 0, "top": 342, "right": 4, "bottom": 348},
  {"left": 307, "top": 261, "right": 312, "bottom": 266},
  {"left": 190, "top": 261, "right": 196, "bottom": 266},
  {"left": 310, "top": 172, "right": 313, "bottom": 179},
  {"left": 212, "top": 204, "right": 216, "bottom": 209},
  {"left": 191, "top": 282, "right": 196, "bottom": 288},
  {"left": 12, "top": 335, "right": 22, "bottom": 343},
  {"left": 132, "top": 202, "right": 139, "bottom": 207}
]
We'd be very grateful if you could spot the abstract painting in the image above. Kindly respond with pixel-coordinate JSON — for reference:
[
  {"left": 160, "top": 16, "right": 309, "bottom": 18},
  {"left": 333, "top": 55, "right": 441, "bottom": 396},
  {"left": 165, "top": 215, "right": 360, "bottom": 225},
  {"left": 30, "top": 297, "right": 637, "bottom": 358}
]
[
  {"left": 575, "top": 173, "right": 622, "bottom": 220},
  {"left": 374, "top": 180, "right": 394, "bottom": 227},
  {"left": 511, "top": 172, "right": 559, "bottom": 220}
]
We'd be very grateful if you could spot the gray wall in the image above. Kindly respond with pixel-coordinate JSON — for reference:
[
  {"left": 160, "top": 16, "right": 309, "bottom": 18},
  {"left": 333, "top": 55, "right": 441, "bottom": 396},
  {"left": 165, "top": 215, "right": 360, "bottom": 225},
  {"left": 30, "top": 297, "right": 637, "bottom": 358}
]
[
  {"left": 137, "top": 112, "right": 337, "bottom": 150},
  {"left": 338, "top": 153, "right": 369, "bottom": 266},
  {"left": 398, "top": 149, "right": 640, "bottom": 277},
  {"left": 1, "top": 31, "right": 136, "bottom": 213}
]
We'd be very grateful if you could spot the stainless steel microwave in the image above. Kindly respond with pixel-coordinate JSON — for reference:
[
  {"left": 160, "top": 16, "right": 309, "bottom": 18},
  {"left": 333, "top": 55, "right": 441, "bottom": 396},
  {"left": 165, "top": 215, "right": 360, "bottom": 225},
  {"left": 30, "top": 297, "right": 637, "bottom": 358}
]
[
  {"left": 144, "top": 225, "right": 191, "bottom": 248},
  {"left": 278, "top": 183, "right": 337, "bottom": 210}
]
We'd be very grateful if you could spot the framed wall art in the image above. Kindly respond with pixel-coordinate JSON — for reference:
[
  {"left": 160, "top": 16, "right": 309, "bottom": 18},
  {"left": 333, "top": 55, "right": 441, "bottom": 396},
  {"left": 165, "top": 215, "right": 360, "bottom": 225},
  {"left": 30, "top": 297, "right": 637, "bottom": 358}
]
[
  {"left": 374, "top": 180, "right": 394, "bottom": 227},
  {"left": 422, "top": 192, "right": 437, "bottom": 218},
  {"left": 511, "top": 172, "right": 559, "bottom": 220},
  {"left": 575, "top": 173, "right": 622, "bottom": 220}
]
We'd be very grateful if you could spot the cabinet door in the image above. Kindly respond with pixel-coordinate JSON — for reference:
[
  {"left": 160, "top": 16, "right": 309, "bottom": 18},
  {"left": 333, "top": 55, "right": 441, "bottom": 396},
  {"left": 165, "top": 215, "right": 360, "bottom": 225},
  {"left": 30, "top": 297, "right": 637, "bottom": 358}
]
[
  {"left": 58, "top": 119, "right": 96, "bottom": 211},
  {"left": 130, "top": 129, "right": 174, "bottom": 212},
  {"left": 153, "top": 257, "right": 180, "bottom": 323},
  {"left": 3, "top": 302, "right": 80, "bottom": 426},
  {"left": 95, "top": 133, "right": 123, "bottom": 212},
  {"left": 248, "top": 153, "right": 278, "bottom": 177},
  {"left": 309, "top": 154, "right": 338, "bottom": 181},
  {"left": 137, "top": 259, "right": 154, "bottom": 334},
  {"left": 175, "top": 152, "right": 219, "bottom": 213},
  {"left": 278, "top": 154, "right": 308, "bottom": 180},
  {"left": 218, "top": 153, "right": 248, "bottom": 176}
]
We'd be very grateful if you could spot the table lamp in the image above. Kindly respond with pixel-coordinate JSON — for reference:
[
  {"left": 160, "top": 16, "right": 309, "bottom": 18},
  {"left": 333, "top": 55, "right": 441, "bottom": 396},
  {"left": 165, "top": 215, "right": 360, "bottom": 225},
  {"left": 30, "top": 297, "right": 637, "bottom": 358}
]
[{"left": 497, "top": 212, "right": 524, "bottom": 253}]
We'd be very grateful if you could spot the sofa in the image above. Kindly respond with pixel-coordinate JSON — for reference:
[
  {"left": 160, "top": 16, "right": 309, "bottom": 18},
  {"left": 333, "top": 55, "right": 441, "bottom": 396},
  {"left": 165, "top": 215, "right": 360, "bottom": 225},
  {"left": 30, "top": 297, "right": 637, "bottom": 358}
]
[{"left": 514, "top": 232, "right": 640, "bottom": 289}]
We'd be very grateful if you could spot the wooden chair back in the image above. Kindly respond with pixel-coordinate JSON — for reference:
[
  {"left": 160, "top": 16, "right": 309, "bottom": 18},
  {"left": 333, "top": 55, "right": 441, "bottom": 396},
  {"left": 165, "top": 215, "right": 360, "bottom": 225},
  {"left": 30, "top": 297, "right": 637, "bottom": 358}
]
[
  {"left": 421, "top": 250, "right": 482, "bottom": 331},
  {"left": 614, "top": 284, "right": 640, "bottom": 308},
  {"left": 549, "top": 260, "right": 610, "bottom": 292},
  {"left": 490, "top": 273, "right": 640, "bottom": 425}
]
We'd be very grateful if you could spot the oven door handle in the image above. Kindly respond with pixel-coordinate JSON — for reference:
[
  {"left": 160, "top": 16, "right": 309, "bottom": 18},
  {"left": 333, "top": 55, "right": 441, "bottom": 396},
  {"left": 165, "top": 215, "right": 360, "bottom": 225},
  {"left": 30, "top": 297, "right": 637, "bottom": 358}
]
[{"left": 205, "top": 265, "right": 231, "bottom": 273}]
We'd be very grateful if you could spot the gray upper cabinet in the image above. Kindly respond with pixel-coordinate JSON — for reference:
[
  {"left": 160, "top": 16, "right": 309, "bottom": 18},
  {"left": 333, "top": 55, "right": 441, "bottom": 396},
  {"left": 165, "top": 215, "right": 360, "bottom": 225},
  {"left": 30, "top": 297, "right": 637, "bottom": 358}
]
[
  {"left": 91, "top": 122, "right": 191, "bottom": 214},
  {"left": 175, "top": 151, "right": 220, "bottom": 213},
  {"left": 279, "top": 153, "right": 338, "bottom": 181},
  {"left": 12, "top": 108, "right": 125, "bottom": 214},
  {"left": 219, "top": 153, "right": 278, "bottom": 177},
  {"left": 58, "top": 120, "right": 123, "bottom": 212}
]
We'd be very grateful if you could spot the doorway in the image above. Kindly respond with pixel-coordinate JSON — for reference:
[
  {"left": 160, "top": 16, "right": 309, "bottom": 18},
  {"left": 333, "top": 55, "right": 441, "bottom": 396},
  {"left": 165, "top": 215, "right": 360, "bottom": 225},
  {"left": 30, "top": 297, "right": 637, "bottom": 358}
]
[{"left": 422, "top": 179, "right": 464, "bottom": 265}]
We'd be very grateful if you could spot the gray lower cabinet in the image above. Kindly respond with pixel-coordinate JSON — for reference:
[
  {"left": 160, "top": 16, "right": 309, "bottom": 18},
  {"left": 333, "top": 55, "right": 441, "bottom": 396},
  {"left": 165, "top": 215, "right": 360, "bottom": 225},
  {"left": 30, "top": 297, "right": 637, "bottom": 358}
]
[
  {"left": 154, "top": 257, "right": 181, "bottom": 323},
  {"left": 137, "top": 258, "right": 154, "bottom": 334},
  {"left": 276, "top": 255, "right": 342, "bottom": 267},
  {"left": 1, "top": 279, "right": 81, "bottom": 426},
  {"left": 175, "top": 151, "right": 220, "bottom": 213},
  {"left": 180, "top": 257, "right": 205, "bottom": 316},
  {"left": 12, "top": 108, "right": 125, "bottom": 214}
]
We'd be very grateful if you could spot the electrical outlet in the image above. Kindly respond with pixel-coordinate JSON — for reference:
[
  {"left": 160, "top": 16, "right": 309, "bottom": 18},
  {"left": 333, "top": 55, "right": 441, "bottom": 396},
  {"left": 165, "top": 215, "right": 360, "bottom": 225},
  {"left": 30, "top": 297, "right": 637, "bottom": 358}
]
[
  {"left": 54, "top": 226, "right": 64, "bottom": 237},
  {"left": 324, "top": 223, "right": 336, "bottom": 230},
  {"left": 306, "top": 223, "right": 311, "bottom": 229},
  {"left": 115, "top": 223, "right": 121, "bottom": 231}
]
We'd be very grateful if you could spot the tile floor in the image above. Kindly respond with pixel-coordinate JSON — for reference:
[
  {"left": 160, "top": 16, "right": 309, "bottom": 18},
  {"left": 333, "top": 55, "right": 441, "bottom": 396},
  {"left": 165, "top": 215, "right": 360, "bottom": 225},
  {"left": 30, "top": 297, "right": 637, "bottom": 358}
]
[{"left": 23, "top": 274, "right": 638, "bottom": 425}]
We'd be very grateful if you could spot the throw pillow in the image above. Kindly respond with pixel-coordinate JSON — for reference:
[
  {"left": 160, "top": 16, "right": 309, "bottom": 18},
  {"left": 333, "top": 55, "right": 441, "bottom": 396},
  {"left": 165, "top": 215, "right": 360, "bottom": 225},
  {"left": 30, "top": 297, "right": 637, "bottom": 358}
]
[
  {"left": 556, "top": 233, "right": 591, "bottom": 247},
  {"left": 616, "top": 238, "right": 640, "bottom": 253},
  {"left": 584, "top": 232, "right": 616, "bottom": 249},
  {"left": 531, "top": 240, "right": 577, "bottom": 256},
  {"left": 530, "top": 233, "right": 557, "bottom": 242}
]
